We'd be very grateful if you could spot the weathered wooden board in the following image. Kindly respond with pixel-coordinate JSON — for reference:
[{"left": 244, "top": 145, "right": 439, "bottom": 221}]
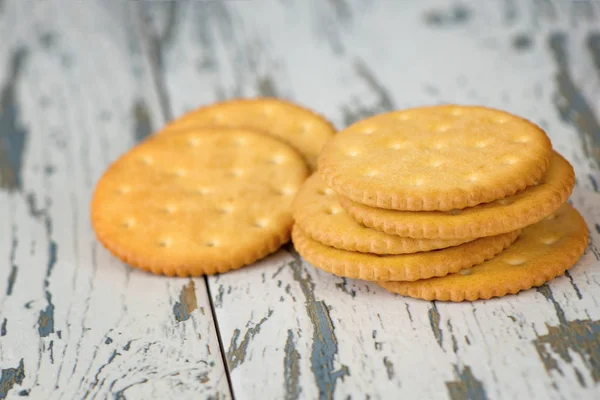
[
  {"left": 0, "top": 1, "right": 230, "bottom": 399},
  {"left": 147, "top": 0, "right": 600, "bottom": 398}
]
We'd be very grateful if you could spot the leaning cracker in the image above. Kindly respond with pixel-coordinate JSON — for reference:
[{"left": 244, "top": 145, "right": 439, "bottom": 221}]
[
  {"left": 378, "top": 203, "right": 589, "bottom": 301},
  {"left": 292, "top": 225, "right": 520, "bottom": 282},
  {"left": 293, "top": 174, "right": 474, "bottom": 254},
  {"left": 340, "top": 152, "right": 574, "bottom": 239},
  {"left": 162, "top": 98, "right": 336, "bottom": 170},
  {"left": 319, "top": 105, "right": 552, "bottom": 211},
  {"left": 91, "top": 128, "right": 309, "bottom": 276}
]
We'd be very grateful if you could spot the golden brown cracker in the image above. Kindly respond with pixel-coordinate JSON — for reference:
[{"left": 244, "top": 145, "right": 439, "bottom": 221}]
[
  {"left": 293, "top": 174, "right": 473, "bottom": 254},
  {"left": 378, "top": 203, "right": 589, "bottom": 301},
  {"left": 162, "top": 98, "right": 336, "bottom": 170},
  {"left": 292, "top": 225, "right": 520, "bottom": 282},
  {"left": 340, "top": 152, "right": 574, "bottom": 239},
  {"left": 91, "top": 128, "right": 309, "bottom": 276},
  {"left": 318, "top": 105, "right": 552, "bottom": 211}
]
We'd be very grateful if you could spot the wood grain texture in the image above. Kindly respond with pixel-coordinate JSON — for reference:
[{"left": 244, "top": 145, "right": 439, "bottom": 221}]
[
  {"left": 146, "top": 0, "right": 600, "bottom": 398},
  {"left": 0, "top": 1, "right": 230, "bottom": 399}
]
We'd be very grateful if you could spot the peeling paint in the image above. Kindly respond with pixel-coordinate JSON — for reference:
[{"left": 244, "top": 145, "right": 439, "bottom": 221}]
[
  {"left": 535, "top": 285, "right": 600, "bottom": 384},
  {"left": 446, "top": 365, "right": 488, "bottom": 400},
  {"left": 132, "top": 99, "right": 152, "bottom": 142},
  {"left": 173, "top": 280, "right": 198, "bottom": 322},
  {"left": 424, "top": 4, "right": 471, "bottom": 27},
  {"left": 334, "top": 278, "right": 356, "bottom": 298},
  {"left": 428, "top": 303, "right": 443, "bottom": 348},
  {"left": 38, "top": 291, "right": 55, "bottom": 337},
  {"left": 383, "top": 357, "right": 394, "bottom": 380},
  {"left": 549, "top": 33, "right": 600, "bottom": 165},
  {"left": 214, "top": 285, "right": 224, "bottom": 308},
  {"left": 512, "top": 33, "right": 532, "bottom": 51},
  {"left": 256, "top": 75, "right": 280, "bottom": 97},
  {"left": 284, "top": 330, "right": 301, "bottom": 400},
  {"left": 341, "top": 60, "right": 395, "bottom": 126},
  {"left": 588, "top": 33, "right": 600, "bottom": 73},
  {"left": 0, "top": 47, "right": 28, "bottom": 191},
  {"left": 6, "top": 225, "right": 17, "bottom": 295},
  {"left": 288, "top": 257, "right": 349, "bottom": 400},
  {"left": 226, "top": 309, "right": 273, "bottom": 371},
  {"left": 0, "top": 359, "right": 25, "bottom": 400}
]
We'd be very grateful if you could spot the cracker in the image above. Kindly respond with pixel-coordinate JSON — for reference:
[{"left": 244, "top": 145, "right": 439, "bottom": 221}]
[
  {"left": 318, "top": 105, "right": 552, "bottom": 211},
  {"left": 293, "top": 174, "right": 473, "bottom": 254},
  {"left": 340, "top": 152, "right": 574, "bottom": 239},
  {"left": 91, "top": 128, "right": 309, "bottom": 276},
  {"left": 162, "top": 98, "right": 336, "bottom": 170},
  {"left": 292, "top": 225, "right": 520, "bottom": 282},
  {"left": 378, "top": 203, "right": 589, "bottom": 301}
]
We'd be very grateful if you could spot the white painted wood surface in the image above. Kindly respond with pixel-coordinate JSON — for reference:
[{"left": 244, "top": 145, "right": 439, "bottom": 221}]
[{"left": 1, "top": 0, "right": 599, "bottom": 399}]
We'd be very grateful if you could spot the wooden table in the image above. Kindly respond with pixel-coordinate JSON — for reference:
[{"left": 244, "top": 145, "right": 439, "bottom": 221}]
[{"left": 1, "top": 1, "right": 599, "bottom": 399}]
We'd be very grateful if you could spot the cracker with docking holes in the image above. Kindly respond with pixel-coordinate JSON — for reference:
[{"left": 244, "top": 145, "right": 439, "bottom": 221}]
[
  {"left": 378, "top": 203, "right": 589, "bottom": 301},
  {"left": 162, "top": 98, "right": 336, "bottom": 170},
  {"left": 293, "top": 174, "right": 474, "bottom": 254},
  {"left": 318, "top": 105, "right": 552, "bottom": 211},
  {"left": 292, "top": 225, "right": 520, "bottom": 282},
  {"left": 91, "top": 128, "right": 309, "bottom": 276},
  {"left": 340, "top": 152, "right": 574, "bottom": 239}
]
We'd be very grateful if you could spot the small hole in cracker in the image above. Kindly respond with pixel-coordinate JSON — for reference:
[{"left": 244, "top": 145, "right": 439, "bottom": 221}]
[
  {"left": 459, "top": 268, "right": 472, "bottom": 276},
  {"left": 514, "top": 136, "right": 531, "bottom": 144},
  {"left": 188, "top": 137, "right": 201, "bottom": 147},
  {"left": 317, "top": 187, "right": 334, "bottom": 196},
  {"left": 205, "top": 240, "right": 218, "bottom": 247},
  {"left": 229, "top": 169, "right": 243, "bottom": 178},
  {"left": 218, "top": 205, "right": 234, "bottom": 214},
  {"left": 121, "top": 219, "right": 135, "bottom": 228},
  {"left": 506, "top": 257, "right": 526, "bottom": 266},
  {"left": 140, "top": 156, "right": 153, "bottom": 165},
  {"left": 253, "top": 219, "right": 268, "bottom": 228},
  {"left": 158, "top": 239, "right": 171, "bottom": 247},
  {"left": 162, "top": 205, "right": 177, "bottom": 214},
  {"left": 541, "top": 236, "right": 560, "bottom": 245},
  {"left": 435, "top": 124, "right": 450, "bottom": 132},
  {"left": 389, "top": 142, "right": 406, "bottom": 150},
  {"left": 326, "top": 207, "right": 342, "bottom": 215},
  {"left": 270, "top": 154, "right": 286, "bottom": 164}
]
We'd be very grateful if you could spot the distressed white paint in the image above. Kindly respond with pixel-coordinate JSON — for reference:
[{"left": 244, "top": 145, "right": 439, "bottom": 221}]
[{"left": 0, "top": 1, "right": 229, "bottom": 399}]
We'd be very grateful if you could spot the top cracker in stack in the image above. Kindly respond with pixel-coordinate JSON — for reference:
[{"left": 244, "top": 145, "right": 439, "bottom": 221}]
[{"left": 291, "top": 105, "right": 588, "bottom": 301}]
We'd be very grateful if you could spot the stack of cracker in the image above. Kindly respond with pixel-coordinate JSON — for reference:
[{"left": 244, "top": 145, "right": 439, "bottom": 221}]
[{"left": 292, "top": 105, "right": 589, "bottom": 301}]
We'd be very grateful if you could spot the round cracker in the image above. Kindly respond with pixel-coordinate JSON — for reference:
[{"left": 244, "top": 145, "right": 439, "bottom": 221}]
[
  {"left": 162, "top": 98, "right": 336, "bottom": 170},
  {"left": 340, "top": 152, "right": 574, "bottom": 239},
  {"left": 292, "top": 225, "right": 520, "bottom": 282},
  {"left": 318, "top": 105, "right": 552, "bottom": 211},
  {"left": 91, "top": 128, "right": 309, "bottom": 276},
  {"left": 378, "top": 203, "right": 589, "bottom": 301},
  {"left": 293, "top": 174, "right": 474, "bottom": 254}
]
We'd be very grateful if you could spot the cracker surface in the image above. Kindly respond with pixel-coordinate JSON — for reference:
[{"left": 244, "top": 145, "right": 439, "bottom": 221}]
[
  {"left": 91, "top": 128, "right": 309, "bottom": 276},
  {"left": 319, "top": 105, "right": 552, "bottom": 211}
]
